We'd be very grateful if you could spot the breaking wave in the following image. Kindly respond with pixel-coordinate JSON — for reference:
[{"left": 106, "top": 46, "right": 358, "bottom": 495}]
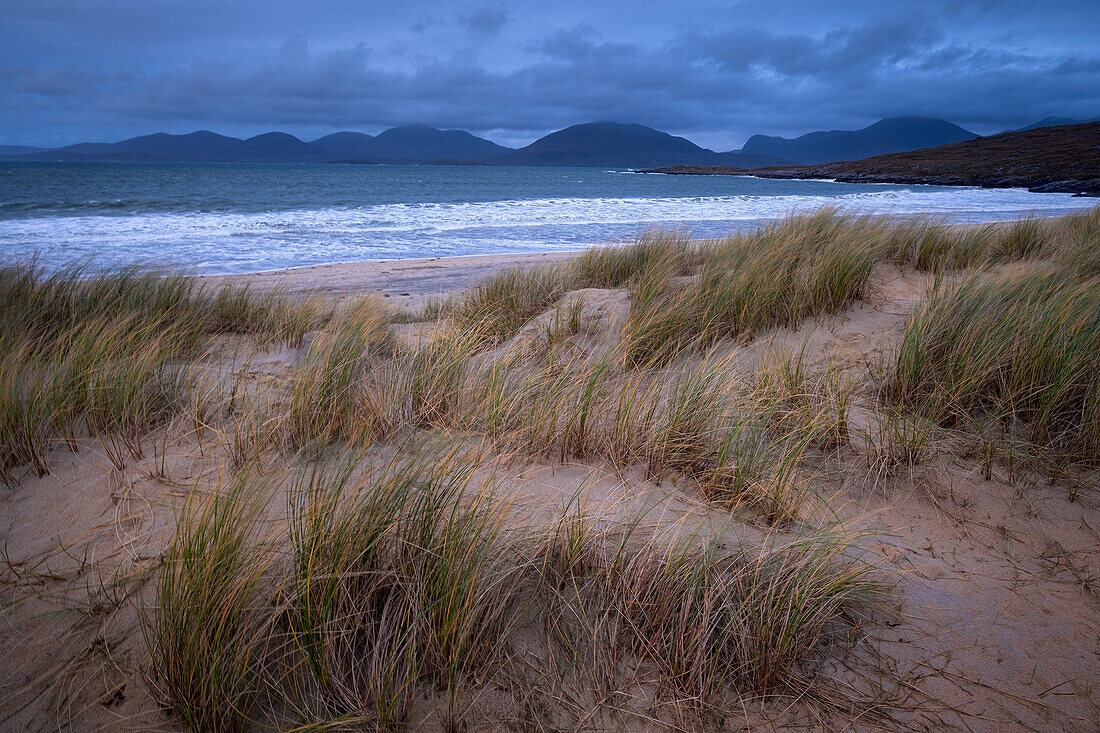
[{"left": 1, "top": 183, "right": 1094, "bottom": 274}]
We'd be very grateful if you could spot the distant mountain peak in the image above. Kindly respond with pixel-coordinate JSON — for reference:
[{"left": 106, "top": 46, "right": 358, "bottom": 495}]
[
  {"left": 385, "top": 123, "right": 438, "bottom": 132},
  {"left": 741, "top": 117, "right": 978, "bottom": 164},
  {"left": 1013, "top": 116, "right": 1092, "bottom": 132},
  {"left": 494, "top": 121, "right": 788, "bottom": 168},
  {"left": 366, "top": 125, "right": 510, "bottom": 162},
  {"left": 309, "top": 131, "right": 375, "bottom": 145},
  {"left": 245, "top": 131, "right": 301, "bottom": 141},
  {"left": 520, "top": 122, "right": 704, "bottom": 152},
  {"left": 308, "top": 131, "right": 378, "bottom": 161}
]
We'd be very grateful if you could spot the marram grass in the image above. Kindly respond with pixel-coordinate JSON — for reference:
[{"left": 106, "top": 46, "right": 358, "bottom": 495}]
[
  {"left": 0, "top": 262, "right": 320, "bottom": 481},
  {"left": 149, "top": 454, "right": 880, "bottom": 730},
  {"left": 14, "top": 208, "right": 1100, "bottom": 729},
  {"left": 886, "top": 266, "right": 1100, "bottom": 461}
]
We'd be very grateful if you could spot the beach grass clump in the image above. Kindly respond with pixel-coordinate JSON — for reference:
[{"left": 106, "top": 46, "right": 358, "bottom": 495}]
[
  {"left": 287, "top": 452, "right": 521, "bottom": 726},
  {"left": 147, "top": 448, "right": 881, "bottom": 729},
  {"left": 885, "top": 266, "right": 1100, "bottom": 461},
  {"left": 910, "top": 223, "right": 998, "bottom": 271},
  {"left": 0, "top": 355, "right": 58, "bottom": 478},
  {"left": 897, "top": 214, "right": 1089, "bottom": 272},
  {"left": 644, "top": 358, "right": 732, "bottom": 476},
  {"left": 637, "top": 357, "right": 813, "bottom": 523},
  {"left": 699, "top": 418, "right": 812, "bottom": 525},
  {"left": 342, "top": 324, "right": 487, "bottom": 445},
  {"left": 865, "top": 406, "right": 937, "bottom": 478},
  {"left": 430, "top": 348, "right": 817, "bottom": 521},
  {"left": 534, "top": 350, "right": 847, "bottom": 522},
  {"left": 151, "top": 450, "right": 526, "bottom": 730},
  {"left": 1036, "top": 205, "right": 1100, "bottom": 277},
  {"left": 0, "top": 263, "right": 317, "bottom": 354},
  {"left": 402, "top": 326, "right": 485, "bottom": 429},
  {"left": 391, "top": 466, "right": 521, "bottom": 693},
  {"left": 452, "top": 209, "right": 942, "bottom": 356},
  {"left": 453, "top": 264, "right": 579, "bottom": 343},
  {"left": 288, "top": 460, "right": 416, "bottom": 724},
  {"left": 0, "top": 264, "right": 199, "bottom": 358},
  {"left": 0, "top": 312, "right": 190, "bottom": 480},
  {"left": 56, "top": 315, "right": 190, "bottom": 460},
  {"left": 573, "top": 229, "right": 692, "bottom": 289},
  {"left": 147, "top": 474, "right": 279, "bottom": 732},
  {"left": 201, "top": 282, "right": 321, "bottom": 346},
  {"left": 453, "top": 231, "right": 695, "bottom": 345},
  {"left": 624, "top": 211, "right": 883, "bottom": 366},
  {"left": 897, "top": 218, "right": 1051, "bottom": 272},
  {"left": 619, "top": 263, "right": 707, "bottom": 367},
  {"left": 478, "top": 350, "right": 624, "bottom": 461},
  {"left": 540, "top": 519, "right": 880, "bottom": 703},
  {"left": 287, "top": 297, "right": 392, "bottom": 450},
  {"left": 753, "top": 351, "right": 854, "bottom": 451},
  {"left": 0, "top": 263, "right": 320, "bottom": 480},
  {"left": 737, "top": 531, "right": 881, "bottom": 691},
  {"left": 995, "top": 218, "right": 1044, "bottom": 261}
]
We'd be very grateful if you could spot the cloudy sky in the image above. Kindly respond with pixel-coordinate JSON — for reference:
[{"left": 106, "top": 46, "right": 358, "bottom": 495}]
[{"left": 2, "top": 0, "right": 1097, "bottom": 150}]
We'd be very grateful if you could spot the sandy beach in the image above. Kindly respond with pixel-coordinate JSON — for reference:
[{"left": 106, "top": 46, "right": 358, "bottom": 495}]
[
  {"left": 6, "top": 0, "right": 1099, "bottom": 727},
  {"left": 2, "top": 211, "right": 1098, "bottom": 731},
  {"left": 205, "top": 250, "right": 584, "bottom": 308}
]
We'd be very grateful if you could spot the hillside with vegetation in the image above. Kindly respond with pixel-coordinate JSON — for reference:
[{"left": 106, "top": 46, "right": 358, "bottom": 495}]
[{"left": 648, "top": 122, "right": 1100, "bottom": 195}]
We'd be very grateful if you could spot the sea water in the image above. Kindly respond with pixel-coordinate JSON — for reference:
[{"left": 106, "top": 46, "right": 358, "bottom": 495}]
[{"left": 1, "top": 161, "right": 1095, "bottom": 275}]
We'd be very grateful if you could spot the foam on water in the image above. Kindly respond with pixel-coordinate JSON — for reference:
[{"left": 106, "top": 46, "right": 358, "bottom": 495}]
[{"left": 1, "top": 173, "right": 1095, "bottom": 274}]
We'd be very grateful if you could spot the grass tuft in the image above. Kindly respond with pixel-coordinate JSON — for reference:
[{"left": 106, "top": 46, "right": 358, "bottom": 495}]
[
  {"left": 0, "top": 263, "right": 320, "bottom": 481},
  {"left": 624, "top": 210, "right": 883, "bottom": 366},
  {"left": 885, "top": 267, "right": 1100, "bottom": 461},
  {"left": 147, "top": 474, "right": 278, "bottom": 732},
  {"left": 287, "top": 297, "right": 392, "bottom": 450}
]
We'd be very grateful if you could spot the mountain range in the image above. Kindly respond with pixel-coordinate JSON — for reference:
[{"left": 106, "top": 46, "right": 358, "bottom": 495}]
[
  {"left": 2, "top": 122, "right": 791, "bottom": 168},
  {"left": 2, "top": 116, "right": 1088, "bottom": 169}
]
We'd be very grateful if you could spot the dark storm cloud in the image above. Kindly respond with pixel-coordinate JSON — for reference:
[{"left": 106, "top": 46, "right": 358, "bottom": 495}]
[
  {"left": 672, "top": 16, "right": 944, "bottom": 76},
  {"left": 460, "top": 5, "right": 509, "bottom": 35},
  {"left": 1, "top": 1, "right": 1097, "bottom": 148}
]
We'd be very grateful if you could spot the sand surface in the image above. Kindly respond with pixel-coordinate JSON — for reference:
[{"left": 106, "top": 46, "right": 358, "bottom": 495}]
[
  {"left": 205, "top": 251, "right": 583, "bottom": 309},
  {"left": 2, "top": 252, "right": 1098, "bottom": 731}
]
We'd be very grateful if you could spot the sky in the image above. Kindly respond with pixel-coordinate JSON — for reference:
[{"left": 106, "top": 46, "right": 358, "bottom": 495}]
[{"left": 1, "top": 0, "right": 1098, "bottom": 150}]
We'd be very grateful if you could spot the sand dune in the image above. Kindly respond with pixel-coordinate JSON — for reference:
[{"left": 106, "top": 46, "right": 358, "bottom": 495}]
[{"left": 2, "top": 212, "right": 1098, "bottom": 731}]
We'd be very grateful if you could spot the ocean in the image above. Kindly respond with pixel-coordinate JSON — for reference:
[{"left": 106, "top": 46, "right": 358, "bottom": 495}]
[{"left": 1, "top": 161, "right": 1095, "bottom": 275}]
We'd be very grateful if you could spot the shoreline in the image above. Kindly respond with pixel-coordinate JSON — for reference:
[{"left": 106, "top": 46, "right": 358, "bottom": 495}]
[
  {"left": 200, "top": 205, "right": 1096, "bottom": 305},
  {"left": 204, "top": 249, "right": 585, "bottom": 307}
]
